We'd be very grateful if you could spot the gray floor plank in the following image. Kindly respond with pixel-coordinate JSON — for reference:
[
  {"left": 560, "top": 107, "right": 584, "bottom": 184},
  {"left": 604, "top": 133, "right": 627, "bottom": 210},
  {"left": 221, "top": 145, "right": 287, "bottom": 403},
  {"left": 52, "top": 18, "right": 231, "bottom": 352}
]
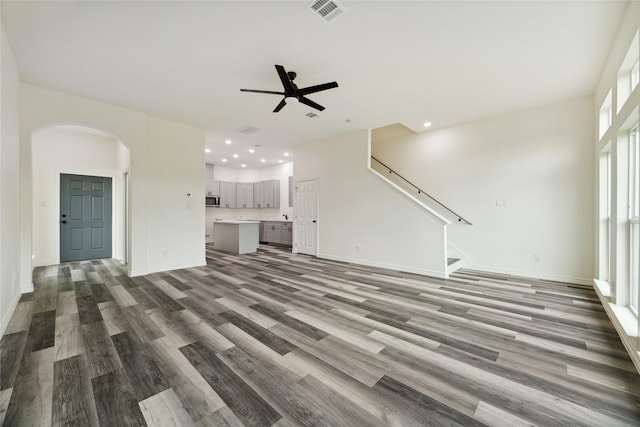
[
  {"left": 51, "top": 354, "right": 100, "bottom": 426},
  {"left": 180, "top": 341, "right": 282, "bottom": 427},
  {"left": 91, "top": 369, "right": 147, "bottom": 427}
]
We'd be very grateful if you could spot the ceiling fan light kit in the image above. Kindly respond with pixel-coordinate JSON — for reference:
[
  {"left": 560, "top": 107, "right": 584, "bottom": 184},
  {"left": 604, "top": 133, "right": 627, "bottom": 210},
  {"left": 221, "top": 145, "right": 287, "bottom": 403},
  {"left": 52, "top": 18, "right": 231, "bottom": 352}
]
[{"left": 240, "top": 64, "right": 338, "bottom": 113}]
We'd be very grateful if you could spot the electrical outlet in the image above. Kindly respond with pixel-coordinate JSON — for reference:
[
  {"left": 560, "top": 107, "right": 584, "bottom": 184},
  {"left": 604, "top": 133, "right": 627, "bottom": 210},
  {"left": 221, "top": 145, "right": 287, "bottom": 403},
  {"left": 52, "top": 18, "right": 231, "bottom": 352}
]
[
  {"left": 533, "top": 254, "right": 540, "bottom": 262},
  {"left": 355, "top": 244, "right": 361, "bottom": 252},
  {"left": 162, "top": 249, "right": 168, "bottom": 258}
]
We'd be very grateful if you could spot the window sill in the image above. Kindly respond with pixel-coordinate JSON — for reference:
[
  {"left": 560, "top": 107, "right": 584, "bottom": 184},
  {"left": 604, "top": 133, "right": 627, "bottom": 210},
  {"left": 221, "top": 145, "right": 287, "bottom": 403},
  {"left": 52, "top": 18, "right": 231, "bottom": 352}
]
[
  {"left": 593, "top": 279, "right": 640, "bottom": 374},
  {"left": 593, "top": 278, "right": 611, "bottom": 298}
]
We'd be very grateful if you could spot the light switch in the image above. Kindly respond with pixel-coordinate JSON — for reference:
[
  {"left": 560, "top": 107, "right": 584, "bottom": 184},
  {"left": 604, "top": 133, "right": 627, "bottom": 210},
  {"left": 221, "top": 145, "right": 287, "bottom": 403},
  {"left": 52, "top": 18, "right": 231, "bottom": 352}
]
[{"left": 496, "top": 200, "right": 507, "bottom": 207}]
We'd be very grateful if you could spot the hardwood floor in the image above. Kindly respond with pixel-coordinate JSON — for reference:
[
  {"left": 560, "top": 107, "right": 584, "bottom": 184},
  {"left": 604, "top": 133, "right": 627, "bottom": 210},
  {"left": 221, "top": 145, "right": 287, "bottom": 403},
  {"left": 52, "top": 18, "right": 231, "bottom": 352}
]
[{"left": 1, "top": 244, "right": 640, "bottom": 426}]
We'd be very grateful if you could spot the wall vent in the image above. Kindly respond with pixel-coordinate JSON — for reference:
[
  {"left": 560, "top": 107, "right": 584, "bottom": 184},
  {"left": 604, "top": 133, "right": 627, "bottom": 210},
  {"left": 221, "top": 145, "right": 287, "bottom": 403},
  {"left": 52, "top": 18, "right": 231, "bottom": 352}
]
[
  {"left": 308, "top": 0, "right": 346, "bottom": 23},
  {"left": 235, "top": 125, "right": 261, "bottom": 134},
  {"left": 305, "top": 112, "right": 319, "bottom": 118}
]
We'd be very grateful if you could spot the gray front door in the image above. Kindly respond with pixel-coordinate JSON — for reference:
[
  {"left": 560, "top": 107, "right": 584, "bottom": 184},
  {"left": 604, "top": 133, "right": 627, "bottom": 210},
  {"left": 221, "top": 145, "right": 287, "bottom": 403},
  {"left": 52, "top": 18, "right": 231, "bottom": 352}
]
[{"left": 60, "top": 174, "right": 112, "bottom": 262}]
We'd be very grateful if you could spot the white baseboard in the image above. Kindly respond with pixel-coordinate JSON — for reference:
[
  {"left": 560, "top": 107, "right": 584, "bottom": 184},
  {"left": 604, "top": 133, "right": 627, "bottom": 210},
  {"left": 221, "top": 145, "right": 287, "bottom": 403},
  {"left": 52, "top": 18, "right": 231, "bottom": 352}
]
[
  {"left": 33, "top": 259, "right": 58, "bottom": 268},
  {"left": 465, "top": 264, "right": 592, "bottom": 287},
  {"left": 1, "top": 290, "right": 22, "bottom": 338},
  {"left": 317, "top": 253, "right": 447, "bottom": 279}
]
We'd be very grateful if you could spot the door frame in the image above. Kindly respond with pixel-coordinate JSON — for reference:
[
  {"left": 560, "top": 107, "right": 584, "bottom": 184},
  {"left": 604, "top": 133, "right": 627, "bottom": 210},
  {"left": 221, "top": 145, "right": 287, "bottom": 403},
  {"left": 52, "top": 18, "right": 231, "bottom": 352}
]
[
  {"left": 293, "top": 177, "right": 319, "bottom": 256},
  {"left": 123, "top": 169, "right": 131, "bottom": 267}
]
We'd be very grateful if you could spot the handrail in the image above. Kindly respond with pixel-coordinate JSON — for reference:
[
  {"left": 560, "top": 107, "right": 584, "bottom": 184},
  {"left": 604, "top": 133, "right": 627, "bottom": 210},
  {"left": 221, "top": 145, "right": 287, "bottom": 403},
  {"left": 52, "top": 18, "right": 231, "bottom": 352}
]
[{"left": 371, "top": 156, "right": 472, "bottom": 225}]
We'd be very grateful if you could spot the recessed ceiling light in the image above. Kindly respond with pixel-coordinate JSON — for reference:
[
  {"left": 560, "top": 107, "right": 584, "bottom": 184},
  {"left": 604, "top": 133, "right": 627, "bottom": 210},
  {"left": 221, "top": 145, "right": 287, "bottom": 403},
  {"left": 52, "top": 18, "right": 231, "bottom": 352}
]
[
  {"left": 260, "top": 159, "right": 266, "bottom": 163},
  {"left": 221, "top": 158, "right": 227, "bottom": 162},
  {"left": 225, "top": 139, "right": 232, "bottom": 145},
  {"left": 284, "top": 152, "right": 290, "bottom": 157},
  {"left": 232, "top": 154, "right": 238, "bottom": 158},
  {"left": 249, "top": 149, "right": 255, "bottom": 153},
  {"left": 205, "top": 148, "right": 211, "bottom": 153},
  {"left": 278, "top": 159, "right": 283, "bottom": 163},
  {"left": 241, "top": 164, "right": 246, "bottom": 168},
  {"left": 423, "top": 122, "right": 432, "bottom": 128}
]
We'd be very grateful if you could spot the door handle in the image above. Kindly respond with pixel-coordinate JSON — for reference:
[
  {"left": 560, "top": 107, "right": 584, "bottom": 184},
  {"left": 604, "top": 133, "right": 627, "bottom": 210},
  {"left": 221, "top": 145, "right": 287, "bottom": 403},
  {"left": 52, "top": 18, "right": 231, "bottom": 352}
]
[
  {"left": 61, "top": 214, "right": 67, "bottom": 218},
  {"left": 61, "top": 220, "right": 67, "bottom": 224},
  {"left": 313, "top": 220, "right": 316, "bottom": 223}
]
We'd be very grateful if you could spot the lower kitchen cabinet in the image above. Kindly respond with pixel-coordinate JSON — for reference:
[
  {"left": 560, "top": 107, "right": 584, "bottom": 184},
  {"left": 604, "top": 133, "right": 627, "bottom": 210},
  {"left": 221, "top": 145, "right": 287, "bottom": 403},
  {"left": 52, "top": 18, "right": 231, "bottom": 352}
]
[
  {"left": 260, "top": 221, "right": 292, "bottom": 247},
  {"left": 281, "top": 222, "right": 292, "bottom": 245},
  {"left": 264, "top": 222, "right": 282, "bottom": 244}
]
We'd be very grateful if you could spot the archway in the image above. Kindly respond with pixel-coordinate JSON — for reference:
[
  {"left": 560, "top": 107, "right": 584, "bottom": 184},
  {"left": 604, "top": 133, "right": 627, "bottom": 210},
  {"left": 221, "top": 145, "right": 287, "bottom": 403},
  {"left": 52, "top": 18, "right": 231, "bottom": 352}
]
[{"left": 31, "top": 125, "right": 131, "bottom": 267}]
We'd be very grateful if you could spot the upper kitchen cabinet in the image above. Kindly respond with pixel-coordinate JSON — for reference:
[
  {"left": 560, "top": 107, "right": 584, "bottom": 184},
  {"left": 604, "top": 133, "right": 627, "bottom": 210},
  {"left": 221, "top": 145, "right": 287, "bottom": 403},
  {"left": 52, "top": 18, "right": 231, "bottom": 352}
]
[
  {"left": 205, "top": 164, "right": 219, "bottom": 196},
  {"left": 219, "top": 181, "right": 237, "bottom": 208},
  {"left": 254, "top": 181, "right": 264, "bottom": 208},
  {"left": 254, "top": 179, "right": 280, "bottom": 208},
  {"left": 206, "top": 180, "right": 220, "bottom": 197},
  {"left": 236, "top": 182, "right": 254, "bottom": 209}
]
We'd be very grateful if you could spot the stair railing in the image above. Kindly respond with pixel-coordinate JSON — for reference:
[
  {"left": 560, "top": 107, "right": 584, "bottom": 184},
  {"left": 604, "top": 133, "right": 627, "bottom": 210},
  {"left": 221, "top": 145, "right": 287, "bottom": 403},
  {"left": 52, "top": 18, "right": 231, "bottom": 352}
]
[{"left": 371, "top": 156, "right": 472, "bottom": 225}]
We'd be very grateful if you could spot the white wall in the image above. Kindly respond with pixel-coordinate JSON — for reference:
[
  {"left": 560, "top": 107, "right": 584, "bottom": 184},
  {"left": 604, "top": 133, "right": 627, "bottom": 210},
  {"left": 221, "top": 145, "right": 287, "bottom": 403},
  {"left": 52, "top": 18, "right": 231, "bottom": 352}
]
[
  {"left": 31, "top": 127, "right": 128, "bottom": 266},
  {"left": 294, "top": 130, "right": 447, "bottom": 277},
  {"left": 1, "top": 15, "right": 22, "bottom": 335},
  {"left": 145, "top": 117, "right": 205, "bottom": 272},
  {"left": 19, "top": 84, "right": 206, "bottom": 285},
  {"left": 373, "top": 97, "right": 595, "bottom": 284}
]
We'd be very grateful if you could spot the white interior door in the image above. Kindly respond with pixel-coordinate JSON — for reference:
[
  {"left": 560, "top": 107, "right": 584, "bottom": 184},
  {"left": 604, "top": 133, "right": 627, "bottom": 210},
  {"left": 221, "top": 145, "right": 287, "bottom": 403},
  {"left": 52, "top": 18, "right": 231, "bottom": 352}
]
[{"left": 295, "top": 179, "right": 317, "bottom": 255}]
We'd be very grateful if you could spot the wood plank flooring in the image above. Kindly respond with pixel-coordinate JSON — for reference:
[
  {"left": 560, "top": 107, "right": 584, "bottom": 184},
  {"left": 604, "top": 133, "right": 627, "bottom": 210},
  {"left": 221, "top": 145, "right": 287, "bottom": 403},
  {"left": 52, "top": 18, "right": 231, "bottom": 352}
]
[{"left": 1, "top": 244, "right": 640, "bottom": 426}]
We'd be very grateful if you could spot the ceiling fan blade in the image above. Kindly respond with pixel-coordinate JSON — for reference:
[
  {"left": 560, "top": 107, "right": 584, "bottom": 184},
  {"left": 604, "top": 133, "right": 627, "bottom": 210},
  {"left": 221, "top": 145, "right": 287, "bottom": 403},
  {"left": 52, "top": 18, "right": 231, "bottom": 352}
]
[
  {"left": 298, "top": 81, "right": 339, "bottom": 96},
  {"left": 299, "top": 96, "right": 325, "bottom": 111},
  {"left": 273, "top": 98, "right": 287, "bottom": 113},
  {"left": 275, "top": 65, "right": 295, "bottom": 94},
  {"left": 240, "top": 89, "right": 285, "bottom": 95}
]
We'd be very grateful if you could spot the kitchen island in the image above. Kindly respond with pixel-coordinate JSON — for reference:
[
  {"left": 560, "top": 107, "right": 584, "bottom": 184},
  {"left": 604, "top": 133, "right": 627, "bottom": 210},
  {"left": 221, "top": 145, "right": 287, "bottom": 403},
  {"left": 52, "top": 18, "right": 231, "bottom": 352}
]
[{"left": 213, "top": 220, "right": 260, "bottom": 254}]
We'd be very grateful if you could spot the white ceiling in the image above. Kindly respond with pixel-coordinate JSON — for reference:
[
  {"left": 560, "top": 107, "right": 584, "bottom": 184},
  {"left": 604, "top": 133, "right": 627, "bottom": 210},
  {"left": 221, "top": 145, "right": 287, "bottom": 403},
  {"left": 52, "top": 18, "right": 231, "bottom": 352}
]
[{"left": 1, "top": 0, "right": 628, "bottom": 169}]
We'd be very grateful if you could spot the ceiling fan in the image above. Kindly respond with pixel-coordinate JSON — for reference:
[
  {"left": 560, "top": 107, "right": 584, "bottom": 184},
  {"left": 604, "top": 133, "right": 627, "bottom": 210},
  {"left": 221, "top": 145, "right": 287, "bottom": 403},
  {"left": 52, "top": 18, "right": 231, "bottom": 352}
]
[{"left": 240, "top": 64, "right": 338, "bottom": 113}]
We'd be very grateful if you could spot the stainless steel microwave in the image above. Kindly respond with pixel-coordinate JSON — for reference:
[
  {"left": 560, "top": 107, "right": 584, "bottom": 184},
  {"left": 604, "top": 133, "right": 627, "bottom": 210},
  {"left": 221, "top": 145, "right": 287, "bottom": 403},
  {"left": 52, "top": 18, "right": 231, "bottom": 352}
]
[{"left": 205, "top": 196, "right": 220, "bottom": 207}]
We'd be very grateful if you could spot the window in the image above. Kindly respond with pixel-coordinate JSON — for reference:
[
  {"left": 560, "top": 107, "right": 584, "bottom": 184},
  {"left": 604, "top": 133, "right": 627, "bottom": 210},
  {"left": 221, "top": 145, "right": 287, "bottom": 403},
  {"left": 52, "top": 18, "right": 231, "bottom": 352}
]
[
  {"left": 630, "top": 127, "right": 639, "bottom": 315},
  {"left": 599, "top": 148, "right": 612, "bottom": 282},
  {"left": 617, "top": 31, "right": 639, "bottom": 113},
  {"left": 599, "top": 90, "right": 613, "bottom": 139}
]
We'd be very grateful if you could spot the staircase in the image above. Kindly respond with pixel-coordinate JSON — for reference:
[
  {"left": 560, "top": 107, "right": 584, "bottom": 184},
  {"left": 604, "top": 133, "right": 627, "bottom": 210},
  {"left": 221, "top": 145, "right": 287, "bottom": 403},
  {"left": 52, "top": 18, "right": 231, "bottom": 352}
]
[{"left": 368, "top": 154, "right": 470, "bottom": 277}]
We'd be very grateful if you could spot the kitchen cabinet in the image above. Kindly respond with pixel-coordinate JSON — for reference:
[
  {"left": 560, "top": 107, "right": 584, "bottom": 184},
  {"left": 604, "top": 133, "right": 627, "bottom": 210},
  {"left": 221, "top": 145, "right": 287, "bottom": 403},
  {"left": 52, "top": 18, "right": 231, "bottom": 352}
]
[
  {"left": 205, "top": 164, "right": 219, "bottom": 196},
  {"left": 253, "top": 181, "right": 264, "bottom": 208},
  {"left": 264, "top": 222, "right": 282, "bottom": 244},
  {"left": 281, "top": 222, "right": 293, "bottom": 245},
  {"left": 219, "top": 181, "right": 236, "bottom": 208},
  {"left": 260, "top": 221, "right": 292, "bottom": 246},
  {"left": 236, "top": 182, "right": 253, "bottom": 208},
  {"left": 254, "top": 179, "right": 280, "bottom": 208},
  {"left": 206, "top": 180, "right": 220, "bottom": 197}
]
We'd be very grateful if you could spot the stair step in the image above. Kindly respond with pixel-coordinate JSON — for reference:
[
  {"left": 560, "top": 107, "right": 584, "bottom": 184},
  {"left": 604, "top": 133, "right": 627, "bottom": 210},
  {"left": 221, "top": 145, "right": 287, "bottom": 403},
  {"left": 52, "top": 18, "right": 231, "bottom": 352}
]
[{"left": 447, "top": 257, "right": 461, "bottom": 266}]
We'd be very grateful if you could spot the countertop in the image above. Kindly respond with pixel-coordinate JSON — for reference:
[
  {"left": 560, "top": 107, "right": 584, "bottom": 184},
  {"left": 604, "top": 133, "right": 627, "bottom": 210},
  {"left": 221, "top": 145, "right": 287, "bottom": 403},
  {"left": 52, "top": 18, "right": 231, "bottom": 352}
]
[
  {"left": 213, "top": 220, "right": 261, "bottom": 224},
  {"left": 214, "top": 219, "right": 292, "bottom": 223}
]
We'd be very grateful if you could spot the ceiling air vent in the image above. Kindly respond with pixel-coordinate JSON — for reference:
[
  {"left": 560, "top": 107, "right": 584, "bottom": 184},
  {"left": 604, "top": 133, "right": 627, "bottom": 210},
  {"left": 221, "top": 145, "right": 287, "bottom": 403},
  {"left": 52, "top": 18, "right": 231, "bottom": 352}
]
[
  {"left": 305, "top": 112, "right": 319, "bottom": 119},
  {"left": 308, "top": 0, "right": 346, "bottom": 23},
  {"left": 235, "top": 125, "right": 260, "bottom": 134}
]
